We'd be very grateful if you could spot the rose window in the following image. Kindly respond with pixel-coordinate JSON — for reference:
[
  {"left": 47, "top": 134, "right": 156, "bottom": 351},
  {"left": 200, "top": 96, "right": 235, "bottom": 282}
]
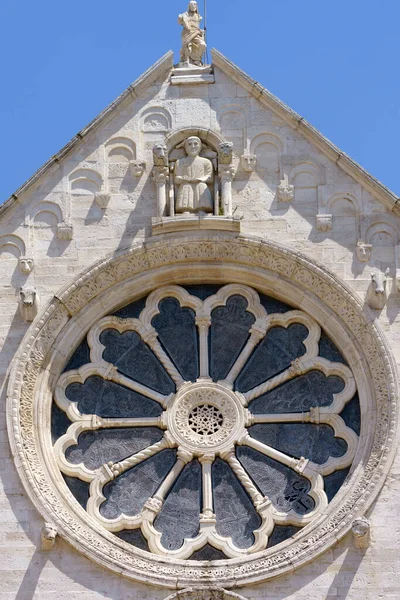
[{"left": 52, "top": 284, "right": 360, "bottom": 560}]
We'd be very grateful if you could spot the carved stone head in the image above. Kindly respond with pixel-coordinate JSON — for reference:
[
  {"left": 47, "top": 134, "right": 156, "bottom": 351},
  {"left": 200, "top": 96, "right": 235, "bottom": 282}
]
[
  {"left": 184, "top": 136, "right": 202, "bottom": 157},
  {"left": 218, "top": 142, "right": 234, "bottom": 165},
  {"left": 130, "top": 161, "right": 146, "bottom": 178},
  {"left": 152, "top": 144, "right": 168, "bottom": 167},
  {"left": 19, "top": 286, "right": 36, "bottom": 307},
  {"left": 188, "top": 1, "right": 198, "bottom": 13},
  {"left": 19, "top": 257, "right": 34, "bottom": 274},
  {"left": 241, "top": 154, "right": 257, "bottom": 173}
]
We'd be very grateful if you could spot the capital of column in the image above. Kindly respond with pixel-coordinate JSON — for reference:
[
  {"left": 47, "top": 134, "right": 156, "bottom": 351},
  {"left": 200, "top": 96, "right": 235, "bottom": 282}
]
[{"left": 153, "top": 166, "right": 169, "bottom": 184}]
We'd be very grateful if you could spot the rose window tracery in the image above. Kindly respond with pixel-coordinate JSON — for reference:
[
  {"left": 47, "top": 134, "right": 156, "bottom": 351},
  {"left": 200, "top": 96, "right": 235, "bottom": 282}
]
[{"left": 52, "top": 284, "right": 360, "bottom": 560}]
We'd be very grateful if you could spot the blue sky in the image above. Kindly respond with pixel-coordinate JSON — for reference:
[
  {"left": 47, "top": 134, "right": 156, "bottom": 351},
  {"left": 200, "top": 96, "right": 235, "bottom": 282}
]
[{"left": 0, "top": 0, "right": 399, "bottom": 200}]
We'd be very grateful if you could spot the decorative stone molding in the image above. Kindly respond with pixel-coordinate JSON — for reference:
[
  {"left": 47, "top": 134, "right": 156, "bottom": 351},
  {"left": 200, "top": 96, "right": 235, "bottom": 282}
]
[
  {"left": 356, "top": 240, "right": 372, "bottom": 262},
  {"left": 277, "top": 175, "right": 294, "bottom": 203},
  {"left": 94, "top": 191, "right": 111, "bottom": 209},
  {"left": 151, "top": 216, "right": 240, "bottom": 236},
  {"left": 241, "top": 154, "right": 257, "bottom": 173},
  {"left": 18, "top": 286, "right": 39, "bottom": 322},
  {"left": 130, "top": 161, "right": 146, "bottom": 178},
  {"left": 165, "top": 589, "right": 248, "bottom": 600},
  {"left": 41, "top": 522, "right": 58, "bottom": 551},
  {"left": 367, "top": 268, "right": 390, "bottom": 311},
  {"left": 352, "top": 518, "right": 370, "bottom": 549},
  {"left": 19, "top": 257, "right": 34, "bottom": 274},
  {"left": 316, "top": 214, "right": 333, "bottom": 232},
  {"left": 7, "top": 234, "right": 398, "bottom": 588},
  {"left": 171, "top": 66, "right": 215, "bottom": 85},
  {"left": 57, "top": 222, "right": 73, "bottom": 241}
]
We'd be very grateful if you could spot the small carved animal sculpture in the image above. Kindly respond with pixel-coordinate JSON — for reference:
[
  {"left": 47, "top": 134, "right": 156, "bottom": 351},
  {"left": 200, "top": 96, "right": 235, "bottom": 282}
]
[
  {"left": 152, "top": 144, "right": 169, "bottom": 167},
  {"left": 218, "top": 141, "right": 234, "bottom": 164},
  {"left": 19, "top": 286, "right": 38, "bottom": 322},
  {"left": 352, "top": 518, "right": 370, "bottom": 549},
  {"left": 367, "top": 268, "right": 390, "bottom": 310},
  {"left": 41, "top": 522, "right": 58, "bottom": 551}
]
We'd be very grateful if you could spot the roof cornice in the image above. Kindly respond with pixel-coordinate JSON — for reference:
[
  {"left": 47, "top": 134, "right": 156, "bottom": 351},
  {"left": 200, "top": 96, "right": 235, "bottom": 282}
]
[
  {"left": 212, "top": 48, "right": 400, "bottom": 216},
  {"left": 0, "top": 51, "right": 174, "bottom": 218}
]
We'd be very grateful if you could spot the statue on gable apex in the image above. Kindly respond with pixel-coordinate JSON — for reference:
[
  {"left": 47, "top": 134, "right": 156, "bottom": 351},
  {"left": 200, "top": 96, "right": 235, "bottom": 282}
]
[{"left": 178, "top": 2, "right": 207, "bottom": 66}]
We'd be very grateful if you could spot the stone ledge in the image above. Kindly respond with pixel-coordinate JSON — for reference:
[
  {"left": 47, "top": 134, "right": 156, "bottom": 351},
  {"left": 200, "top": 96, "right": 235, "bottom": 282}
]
[
  {"left": 171, "top": 65, "right": 215, "bottom": 85},
  {"left": 151, "top": 216, "right": 241, "bottom": 235}
]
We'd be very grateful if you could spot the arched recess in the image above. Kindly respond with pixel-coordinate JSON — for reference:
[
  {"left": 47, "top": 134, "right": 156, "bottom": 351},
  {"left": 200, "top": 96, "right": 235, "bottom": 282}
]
[
  {"left": 166, "top": 127, "right": 225, "bottom": 153},
  {"left": 105, "top": 137, "right": 136, "bottom": 163},
  {"left": 250, "top": 133, "right": 283, "bottom": 182},
  {"left": 289, "top": 160, "right": 325, "bottom": 217},
  {"left": 218, "top": 104, "right": 247, "bottom": 156},
  {"left": 141, "top": 106, "right": 172, "bottom": 133},
  {"left": 0, "top": 234, "right": 25, "bottom": 259},
  {"left": 0, "top": 234, "right": 26, "bottom": 278},
  {"left": 69, "top": 168, "right": 105, "bottom": 215},
  {"left": 7, "top": 233, "right": 397, "bottom": 588},
  {"left": 365, "top": 220, "right": 399, "bottom": 274},
  {"left": 69, "top": 168, "right": 103, "bottom": 195},
  {"left": 327, "top": 192, "right": 361, "bottom": 246}
]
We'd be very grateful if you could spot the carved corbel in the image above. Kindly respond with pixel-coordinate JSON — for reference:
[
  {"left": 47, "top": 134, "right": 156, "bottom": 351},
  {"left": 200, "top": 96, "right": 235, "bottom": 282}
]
[
  {"left": 41, "top": 522, "right": 58, "bottom": 551},
  {"left": 352, "top": 518, "right": 370, "bottom": 549},
  {"left": 153, "top": 144, "right": 169, "bottom": 217},
  {"left": 316, "top": 214, "right": 333, "bottom": 232},
  {"left": 130, "top": 161, "right": 146, "bottom": 178},
  {"left": 241, "top": 154, "right": 257, "bottom": 173},
  {"left": 57, "top": 222, "right": 73, "bottom": 241},
  {"left": 19, "top": 286, "right": 39, "bottom": 322},
  {"left": 277, "top": 174, "right": 294, "bottom": 203},
  {"left": 218, "top": 142, "right": 234, "bottom": 217},
  {"left": 356, "top": 240, "right": 372, "bottom": 262},
  {"left": 95, "top": 191, "right": 111, "bottom": 210},
  {"left": 19, "top": 257, "right": 34, "bottom": 274},
  {"left": 366, "top": 268, "right": 389, "bottom": 311}
]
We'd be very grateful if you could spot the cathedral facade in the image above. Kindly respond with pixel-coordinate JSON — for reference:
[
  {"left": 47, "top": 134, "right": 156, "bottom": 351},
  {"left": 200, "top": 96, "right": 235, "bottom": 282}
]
[{"left": 0, "top": 6, "right": 399, "bottom": 599}]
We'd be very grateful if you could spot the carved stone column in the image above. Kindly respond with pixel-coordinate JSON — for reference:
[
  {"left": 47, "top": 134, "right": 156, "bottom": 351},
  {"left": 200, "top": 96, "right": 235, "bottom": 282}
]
[
  {"left": 153, "top": 166, "right": 169, "bottom": 218},
  {"left": 218, "top": 142, "right": 234, "bottom": 217},
  {"left": 152, "top": 144, "right": 169, "bottom": 218}
]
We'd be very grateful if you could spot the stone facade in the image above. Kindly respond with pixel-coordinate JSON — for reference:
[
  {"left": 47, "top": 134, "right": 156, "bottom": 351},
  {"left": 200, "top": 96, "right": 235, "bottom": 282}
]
[{"left": 0, "top": 45, "right": 400, "bottom": 599}]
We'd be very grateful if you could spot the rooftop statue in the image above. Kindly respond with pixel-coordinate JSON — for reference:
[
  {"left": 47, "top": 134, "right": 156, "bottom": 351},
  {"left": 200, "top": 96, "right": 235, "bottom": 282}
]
[
  {"left": 175, "top": 136, "right": 213, "bottom": 214},
  {"left": 178, "top": 1, "right": 206, "bottom": 66}
]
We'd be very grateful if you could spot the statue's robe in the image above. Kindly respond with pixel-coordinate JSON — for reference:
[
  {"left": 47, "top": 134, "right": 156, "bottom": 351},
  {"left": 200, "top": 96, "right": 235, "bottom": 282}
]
[{"left": 175, "top": 156, "right": 213, "bottom": 213}]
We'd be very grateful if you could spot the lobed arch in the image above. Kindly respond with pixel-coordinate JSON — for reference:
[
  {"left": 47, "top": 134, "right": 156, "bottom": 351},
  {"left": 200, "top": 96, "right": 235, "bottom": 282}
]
[
  {"left": 0, "top": 234, "right": 26, "bottom": 259},
  {"left": 105, "top": 137, "right": 136, "bottom": 163}
]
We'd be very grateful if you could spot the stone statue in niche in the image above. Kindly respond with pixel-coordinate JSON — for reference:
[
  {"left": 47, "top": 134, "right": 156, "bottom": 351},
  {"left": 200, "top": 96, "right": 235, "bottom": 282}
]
[
  {"left": 174, "top": 136, "right": 213, "bottom": 214},
  {"left": 178, "top": 2, "right": 206, "bottom": 66}
]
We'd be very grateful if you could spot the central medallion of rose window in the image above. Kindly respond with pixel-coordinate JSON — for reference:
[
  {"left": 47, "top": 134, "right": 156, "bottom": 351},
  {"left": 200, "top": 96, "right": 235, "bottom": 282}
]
[
  {"left": 189, "top": 404, "right": 224, "bottom": 436},
  {"left": 52, "top": 284, "right": 360, "bottom": 560},
  {"left": 169, "top": 382, "right": 246, "bottom": 453}
]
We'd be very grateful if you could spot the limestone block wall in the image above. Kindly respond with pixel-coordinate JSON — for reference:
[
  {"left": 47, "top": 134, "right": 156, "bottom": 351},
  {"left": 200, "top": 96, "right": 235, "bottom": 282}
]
[{"left": 0, "top": 55, "right": 399, "bottom": 599}]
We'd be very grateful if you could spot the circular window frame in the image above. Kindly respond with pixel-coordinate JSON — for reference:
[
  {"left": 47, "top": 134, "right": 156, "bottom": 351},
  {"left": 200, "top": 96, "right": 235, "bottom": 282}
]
[{"left": 7, "top": 233, "right": 398, "bottom": 588}]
